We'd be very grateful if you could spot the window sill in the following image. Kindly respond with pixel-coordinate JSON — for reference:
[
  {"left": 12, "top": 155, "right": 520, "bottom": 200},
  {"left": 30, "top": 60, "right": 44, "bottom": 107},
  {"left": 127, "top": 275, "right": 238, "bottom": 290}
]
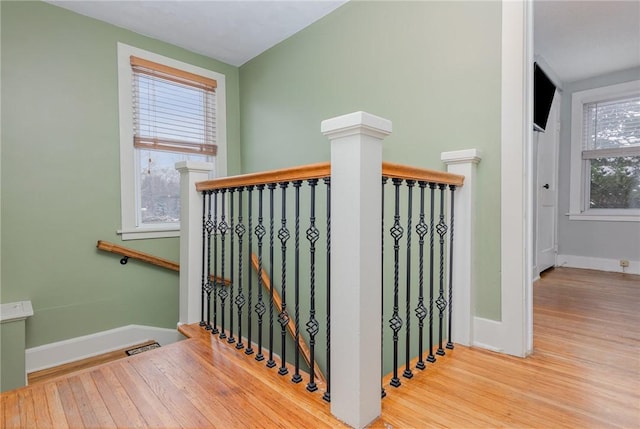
[
  {"left": 117, "top": 227, "right": 180, "bottom": 240},
  {"left": 567, "top": 213, "right": 640, "bottom": 222}
]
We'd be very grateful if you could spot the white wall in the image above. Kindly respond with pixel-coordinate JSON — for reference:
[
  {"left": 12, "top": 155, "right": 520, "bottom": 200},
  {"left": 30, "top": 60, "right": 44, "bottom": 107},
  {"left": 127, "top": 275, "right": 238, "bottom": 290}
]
[{"left": 557, "top": 67, "right": 640, "bottom": 273}]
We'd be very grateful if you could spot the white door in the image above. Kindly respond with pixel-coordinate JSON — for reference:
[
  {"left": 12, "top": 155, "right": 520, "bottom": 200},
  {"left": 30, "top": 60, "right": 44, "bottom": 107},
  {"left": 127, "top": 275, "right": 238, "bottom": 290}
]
[{"left": 536, "top": 91, "right": 560, "bottom": 273}]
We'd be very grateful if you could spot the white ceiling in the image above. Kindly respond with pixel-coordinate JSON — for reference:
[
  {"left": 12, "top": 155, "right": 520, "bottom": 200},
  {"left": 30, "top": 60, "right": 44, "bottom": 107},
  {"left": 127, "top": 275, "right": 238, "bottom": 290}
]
[
  {"left": 48, "top": 0, "right": 639, "bottom": 82},
  {"left": 46, "top": 0, "right": 347, "bottom": 67},
  {"left": 534, "top": 0, "right": 640, "bottom": 83}
]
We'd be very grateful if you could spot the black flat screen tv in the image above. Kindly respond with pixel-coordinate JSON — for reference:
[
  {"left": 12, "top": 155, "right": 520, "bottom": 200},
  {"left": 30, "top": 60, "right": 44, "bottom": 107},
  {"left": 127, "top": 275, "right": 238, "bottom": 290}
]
[{"left": 533, "top": 63, "right": 556, "bottom": 132}]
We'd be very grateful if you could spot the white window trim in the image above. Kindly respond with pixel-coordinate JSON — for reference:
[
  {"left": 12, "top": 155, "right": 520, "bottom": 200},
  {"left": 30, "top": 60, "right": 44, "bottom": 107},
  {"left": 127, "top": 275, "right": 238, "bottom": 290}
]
[
  {"left": 117, "top": 43, "right": 227, "bottom": 239},
  {"left": 569, "top": 80, "right": 640, "bottom": 222}
]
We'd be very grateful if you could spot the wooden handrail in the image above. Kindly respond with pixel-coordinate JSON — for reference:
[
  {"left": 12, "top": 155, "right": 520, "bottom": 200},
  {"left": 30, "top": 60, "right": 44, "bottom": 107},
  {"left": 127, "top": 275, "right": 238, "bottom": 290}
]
[
  {"left": 250, "top": 253, "right": 326, "bottom": 384},
  {"left": 96, "top": 240, "right": 230, "bottom": 285},
  {"left": 196, "top": 161, "right": 463, "bottom": 191}
]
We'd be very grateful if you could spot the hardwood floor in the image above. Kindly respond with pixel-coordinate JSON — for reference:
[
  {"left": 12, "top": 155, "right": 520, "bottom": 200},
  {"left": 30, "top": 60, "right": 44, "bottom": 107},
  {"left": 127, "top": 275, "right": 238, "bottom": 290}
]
[{"left": 2, "top": 267, "right": 638, "bottom": 428}]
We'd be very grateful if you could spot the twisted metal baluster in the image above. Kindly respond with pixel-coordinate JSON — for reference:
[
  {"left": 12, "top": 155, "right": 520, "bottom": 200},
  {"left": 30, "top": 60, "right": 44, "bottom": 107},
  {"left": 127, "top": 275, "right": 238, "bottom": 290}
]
[
  {"left": 245, "top": 186, "right": 255, "bottom": 356},
  {"left": 235, "top": 187, "right": 246, "bottom": 350},
  {"left": 323, "top": 177, "right": 331, "bottom": 402},
  {"left": 381, "top": 177, "right": 388, "bottom": 398},
  {"left": 278, "top": 182, "right": 290, "bottom": 376},
  {"left": 427, "top": 183, "right": 436, "bottom": 363},
  {"left": 267, "top": 183, "right": 277, "bottom": 369},
  {"left": 254, "top": 184, "right": 266, "bottom": 361},
  {"left": 436, "top": 184, "right": 448, "bottom": 356},
  {"left": 415, "top": 182, "right": 428, "bottom": 370},
  {"left": 218, "top": 189, "right": 229, "bottom": 339},
  {"left": 446, "top": 185, "right": 456, "bottom": 350},
  {"left": 291, "top": 180, "right": 303, "bottom": 383},
  {"left": 403, "top": 180, "right": 415, "bottom": 379},
  {"left": 212, "top": 189, "right": 220, "bottom": 335},
  {"left": 389, "top": 178, "right": 404, "bottom": 388},
  {"left": 306, "top": 178, "right": 320, "bottom": 392}
]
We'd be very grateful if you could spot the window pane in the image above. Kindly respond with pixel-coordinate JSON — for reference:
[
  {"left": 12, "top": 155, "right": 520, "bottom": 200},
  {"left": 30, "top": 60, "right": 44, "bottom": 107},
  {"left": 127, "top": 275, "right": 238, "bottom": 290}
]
[
  {"left": 589, "top": 156, "right": 640, "bottom": 209},
  {"left": 139, "top": 150, "right": 208, "bottom": 224},
  {"left": 583, "top": 96, "right": 640, "bottom": 150}
]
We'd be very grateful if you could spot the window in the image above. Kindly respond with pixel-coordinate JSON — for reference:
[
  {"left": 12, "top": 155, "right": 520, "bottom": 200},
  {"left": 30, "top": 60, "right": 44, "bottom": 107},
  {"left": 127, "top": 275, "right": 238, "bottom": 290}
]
[
  {"left": 117, "top": 43, "right": 227, "bottom": 239},
  {"left": 569, "top": 80, "right": 640, "bottom": 221}
]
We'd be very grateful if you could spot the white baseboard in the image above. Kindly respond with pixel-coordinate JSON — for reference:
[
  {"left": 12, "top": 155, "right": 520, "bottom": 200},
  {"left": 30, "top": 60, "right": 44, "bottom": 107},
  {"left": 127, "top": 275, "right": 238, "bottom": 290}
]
[
  {"left": 26, "top": 324, "right": 185, "bottom": 374},
  {"left": 556, "top": 254, "right": 640, "bottom": 275},
  {"left": 472, "top": 317, "right": 504, "bottom": 353}
]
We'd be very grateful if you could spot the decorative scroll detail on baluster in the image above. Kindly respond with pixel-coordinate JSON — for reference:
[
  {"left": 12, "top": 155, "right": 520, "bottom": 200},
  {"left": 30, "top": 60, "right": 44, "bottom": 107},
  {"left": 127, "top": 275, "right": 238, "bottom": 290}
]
[
  {"left": 228, "top": 188, "right": 236, "bottom": 344},
  {"left": 254, "top": 184, "right": 266, "bottom": 361},
  {"left": 389, "top": 178, "right": 404, "bottom": 388},
  {"left": 381, "top": 176, "right": 388, "bottom": 398},
  {"left": 291, "top": 180, "right": 303, "bottom": 384},
  {"left": 212, "top": 189, "right": 220, "bottom": 335},
  {"left": 306, "top": 178, "right": 320, "bottom": 393},
  {"left": 436, "top": 184, "right": 448, "bottom": 356},
  {"left": 427, "top": 183, "right": 436, "bottom": 363},
  {"left": 446, "top": 185, "right": 456, "bottom": 350},
  {"left": 218, "top": 189, "right": 229, "bottom": 339},
  {"left": 415, "top": 182, "right": 428, "bottom": 370},
  {"left": 403, "top": 180, "right": 415, "bottom": 380},
  {"left": 323, "top": 177, "right": 331, "bottom": 403},
  {"left": 235, "top": 187, "right": 246, "bottom": 350},
  {"left": 278, "top": 182, "right": 290, "bottom": 376},
  {"left": 245, "top": 186, "right": 255, "bottom": 356},
  {"left": 267, "top": 183, "right": 277, "bottom": 369}
]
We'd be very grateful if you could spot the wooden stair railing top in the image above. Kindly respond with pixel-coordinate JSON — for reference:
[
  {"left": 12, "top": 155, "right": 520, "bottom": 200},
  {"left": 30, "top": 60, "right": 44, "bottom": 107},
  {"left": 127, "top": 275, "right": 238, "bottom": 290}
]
[
  {"left": 96, "top": 240, "right": 230, "bottom": 285},
  {"left": 196, "top": 161, "right": 464, "bottom": 191}
]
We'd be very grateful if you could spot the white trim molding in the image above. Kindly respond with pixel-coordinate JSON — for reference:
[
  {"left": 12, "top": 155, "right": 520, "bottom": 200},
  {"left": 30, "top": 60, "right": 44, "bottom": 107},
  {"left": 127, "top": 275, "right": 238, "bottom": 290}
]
[
  {"left": 557, "top": 254, "right": 640, "bottom": 275},
  {"left": 25, "top": 325, "right": 185, "bottom": 374}
]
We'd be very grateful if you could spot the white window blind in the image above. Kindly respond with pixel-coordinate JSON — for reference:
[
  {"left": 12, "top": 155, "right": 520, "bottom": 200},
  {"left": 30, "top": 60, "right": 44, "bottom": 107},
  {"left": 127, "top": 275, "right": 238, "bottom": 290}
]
[
  {"left": 131, "top": 56, "right": 217, "bottom": 156},
  {"left": 582, "top": 95, "right": 640, "bottom": 158}
]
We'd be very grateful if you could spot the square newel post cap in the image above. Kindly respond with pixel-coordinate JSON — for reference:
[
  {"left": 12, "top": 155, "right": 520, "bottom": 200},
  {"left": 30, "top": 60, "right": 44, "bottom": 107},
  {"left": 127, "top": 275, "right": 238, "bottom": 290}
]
[
  {"left": 321, "top": 111, "right": 392, "bottom": 140},
  {"left": 175, "top": 160, "right": 215, "bottom": 173}
]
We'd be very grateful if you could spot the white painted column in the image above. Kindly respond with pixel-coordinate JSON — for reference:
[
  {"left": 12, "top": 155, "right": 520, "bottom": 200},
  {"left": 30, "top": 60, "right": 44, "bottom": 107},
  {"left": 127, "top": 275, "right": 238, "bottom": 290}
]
[
  {"left": 322, "top": 111, "right": 392, "bottom": 429},
  {"left": 176, "top": 161, "right": 214, "bottom": 325},
  {"left": 440, "top": 149, "right": 482, "bottom": 347}
]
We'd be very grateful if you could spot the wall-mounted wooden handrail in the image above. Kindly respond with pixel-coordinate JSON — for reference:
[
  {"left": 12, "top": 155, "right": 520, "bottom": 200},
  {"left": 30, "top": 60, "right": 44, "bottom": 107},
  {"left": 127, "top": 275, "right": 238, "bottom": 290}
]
[
  {"left": 96, "top": 240, "right": 230, "bottom": 285},
  {"left": 196, "top": 160, "right": 463, "bottom": 192},
  {"left": 250, "top": 253, "right": 325, "bottom": 384}
]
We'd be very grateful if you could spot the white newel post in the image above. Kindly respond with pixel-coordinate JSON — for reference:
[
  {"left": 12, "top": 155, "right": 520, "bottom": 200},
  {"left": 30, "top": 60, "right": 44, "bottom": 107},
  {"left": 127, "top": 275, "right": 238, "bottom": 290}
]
[
  {"left": 322, "top": 111, "right": 392, "bottom": 429},
  {"left": 176, "top": 161, "right": 214, "bottom": 326},
  {"left": 440, "top": 149, "right": 482, "bottom": 346}
]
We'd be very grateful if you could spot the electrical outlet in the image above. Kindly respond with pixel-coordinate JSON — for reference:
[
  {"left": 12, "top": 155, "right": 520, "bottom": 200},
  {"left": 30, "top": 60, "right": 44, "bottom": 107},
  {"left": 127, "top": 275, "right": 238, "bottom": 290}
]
[{"left": 620, "top": 259, "right": 630, "bottom": 268}]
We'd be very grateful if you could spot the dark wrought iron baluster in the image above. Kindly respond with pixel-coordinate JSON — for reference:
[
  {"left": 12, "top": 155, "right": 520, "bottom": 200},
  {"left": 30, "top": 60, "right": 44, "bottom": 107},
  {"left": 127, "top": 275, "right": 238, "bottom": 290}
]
[
  {"left": 200, "top": 191, "right": 207, "bottom": 328},
  {"left": 204, "top": 191, "right": 215, "bottom": 331},
  {"left": 267, "top": 183, "right": 277, "bottom": 369},
  {"left": 306, "top": 178, "right": 320, "bottom": 393},
  {"left": 278, "top": 182, "right": 290, "bottom": 376},
  {"left": 389, "top": 178, "right": 404, "bottom": 388},
  {"left": 436, "top": 184, "right": 448, "bottom": 356},
  {"left": 381, "top": 177, "right": 388, "bottom": 398},
  {"left": 323, "top": 177, "right": 331, "bottom": 402},
  {"left": 245, "top": 186, "right": 255, "bottom": 356},
  {"left": 228, "top": 188, "right": 236, "bottom": 344},
  {"left": 446, "top": 185, "right": 456, "bottom": 350},
  {"left": 254, "top": 184, "right": 266, "bottom": 361},
  {"left": 415, "top": 182, "right": 428, "bottom": 370},
  {"left": 291, "top": 180, "right": 303, "bottom": 383},
  {"left": 403, "top": 180, "right": 415, "bottom": 379},
  {"left": 427, "top": 183, "right": 436, "bottom": 363},
  {"left": 235, "top": 187, "right": 246, "bottom": 350},
  {"left": 212, "top": 189, "right": 220, "bottom": 335},
  {"left": 218, "top": 189, "right": 229, "bottom": 339}
]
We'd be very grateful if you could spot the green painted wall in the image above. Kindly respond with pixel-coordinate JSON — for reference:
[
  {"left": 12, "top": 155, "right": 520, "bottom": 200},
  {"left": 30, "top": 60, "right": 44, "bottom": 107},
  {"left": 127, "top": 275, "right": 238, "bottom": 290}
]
[
  {"left": 0, "top": 320, "right": 27, "bottom": 392},
  {"left": 239, "top": 1, "right": 502, "bottom": 319},
  {"left": 0, "top": 1, "right": 241, "bottom": 348}
]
